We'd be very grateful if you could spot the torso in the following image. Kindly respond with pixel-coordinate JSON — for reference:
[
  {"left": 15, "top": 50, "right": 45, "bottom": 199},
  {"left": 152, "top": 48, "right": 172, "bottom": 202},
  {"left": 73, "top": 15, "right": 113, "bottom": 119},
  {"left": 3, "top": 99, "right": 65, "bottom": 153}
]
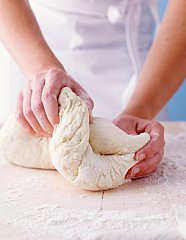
[{"left": 0, "top": 0, "right": 168, "bottom": 121}]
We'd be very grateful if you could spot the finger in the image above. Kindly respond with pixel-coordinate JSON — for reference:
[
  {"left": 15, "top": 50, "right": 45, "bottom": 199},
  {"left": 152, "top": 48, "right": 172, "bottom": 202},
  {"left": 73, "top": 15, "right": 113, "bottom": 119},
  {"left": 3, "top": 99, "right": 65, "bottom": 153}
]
[
  {"left": 43, "top": 69, "right": 94, "bottom": 125},
  {"left": 31, "top": 77, "right": 53, "bottom": 134},
  {"left": 15, "top": 91, "right": 35, "bottom": 134},
  {"left": 125, "top": 150, "right": 164, "bottom": 179},
  {"left": 136, "top": 122, "right": 165, "bottom": 161},
  {"left": 42, "top": 70, "right": 67, "bottom": 126},
  {"left": 23, "top": 84, "right": 46, "bottom": 135}
]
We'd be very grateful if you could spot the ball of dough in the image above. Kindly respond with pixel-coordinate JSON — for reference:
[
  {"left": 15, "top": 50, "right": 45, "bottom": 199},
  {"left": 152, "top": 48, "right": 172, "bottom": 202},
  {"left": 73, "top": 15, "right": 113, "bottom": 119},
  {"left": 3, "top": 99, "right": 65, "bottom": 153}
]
[{"left": 0, "top": 88, "right": 150, "bottom": 191}]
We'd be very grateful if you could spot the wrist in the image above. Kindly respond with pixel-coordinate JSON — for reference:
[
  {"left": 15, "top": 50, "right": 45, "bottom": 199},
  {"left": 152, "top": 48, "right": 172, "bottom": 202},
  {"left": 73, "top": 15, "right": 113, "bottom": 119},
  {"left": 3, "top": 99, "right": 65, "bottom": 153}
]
[
  {"left": 123, "top": 101, "right": 155, "bottom": 120},
  {"left": 26, "top": 46, "right": 65, "bottom": 78}
]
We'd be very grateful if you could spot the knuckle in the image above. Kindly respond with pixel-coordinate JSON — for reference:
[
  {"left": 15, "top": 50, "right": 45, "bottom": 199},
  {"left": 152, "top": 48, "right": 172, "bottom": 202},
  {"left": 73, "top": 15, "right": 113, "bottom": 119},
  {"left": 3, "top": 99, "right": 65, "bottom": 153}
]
[
  {"left": 32, "top": 103, "right": 43, "bottom": 113},
  {"left": 46, "top": 69, "right": 61, "bottom": 82},
  {"left": 24, "top": 108, "right": 33, "bottom": 119},
  {"left": 154, "top": 121, "right": 165, "bottom": 132},
  {"left": 42, "top": 90, "right": 52, "bottom": 101},
  {"left": 48, "top": 68, "right": 58, "bottom": 75},
  {"left": 35, "top": 72, "right": 45, "bottom": 82}
]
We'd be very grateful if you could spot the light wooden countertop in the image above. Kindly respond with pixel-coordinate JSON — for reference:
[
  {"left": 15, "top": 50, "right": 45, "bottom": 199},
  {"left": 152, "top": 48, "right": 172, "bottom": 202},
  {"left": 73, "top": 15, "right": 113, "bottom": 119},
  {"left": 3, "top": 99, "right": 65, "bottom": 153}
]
[{"left": 0, "top": 122, "right": 186, "bottom": 239}]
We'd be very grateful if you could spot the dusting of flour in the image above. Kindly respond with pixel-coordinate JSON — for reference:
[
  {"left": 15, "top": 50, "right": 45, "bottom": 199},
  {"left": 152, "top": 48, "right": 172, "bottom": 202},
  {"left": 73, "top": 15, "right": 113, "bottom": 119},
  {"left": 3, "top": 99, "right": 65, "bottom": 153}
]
[{"left": 0, "top": 126, "right": 186, "bottom": 239}]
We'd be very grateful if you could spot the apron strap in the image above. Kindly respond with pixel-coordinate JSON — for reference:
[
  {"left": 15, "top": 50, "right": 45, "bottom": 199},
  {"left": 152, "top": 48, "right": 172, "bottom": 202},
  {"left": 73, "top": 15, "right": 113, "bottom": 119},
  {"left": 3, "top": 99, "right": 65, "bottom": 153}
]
[{"left": 125, "top": 1, "right": 142, "bottom": 75}]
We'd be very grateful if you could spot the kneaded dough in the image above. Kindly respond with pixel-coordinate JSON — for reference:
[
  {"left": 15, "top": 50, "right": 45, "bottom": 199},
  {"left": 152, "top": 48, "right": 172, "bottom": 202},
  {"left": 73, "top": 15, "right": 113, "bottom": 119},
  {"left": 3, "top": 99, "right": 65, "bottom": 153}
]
[{"left": 0, "top": 88, "right": 150, "bottom": 191}]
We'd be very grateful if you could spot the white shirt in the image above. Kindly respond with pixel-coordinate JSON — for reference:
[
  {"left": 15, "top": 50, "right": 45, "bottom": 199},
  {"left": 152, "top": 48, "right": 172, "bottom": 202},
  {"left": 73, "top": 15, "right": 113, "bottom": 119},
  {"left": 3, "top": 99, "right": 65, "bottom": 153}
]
[{"left": 0, "top": 0, "right": 168, "bottom": 122}]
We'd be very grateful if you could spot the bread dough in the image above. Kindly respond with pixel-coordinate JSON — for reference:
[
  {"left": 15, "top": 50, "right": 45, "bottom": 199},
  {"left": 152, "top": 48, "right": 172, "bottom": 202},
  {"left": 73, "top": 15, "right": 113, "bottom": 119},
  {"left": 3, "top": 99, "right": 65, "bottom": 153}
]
[{"left": 0, "top": 88, "right": 150, "bottom": 191}]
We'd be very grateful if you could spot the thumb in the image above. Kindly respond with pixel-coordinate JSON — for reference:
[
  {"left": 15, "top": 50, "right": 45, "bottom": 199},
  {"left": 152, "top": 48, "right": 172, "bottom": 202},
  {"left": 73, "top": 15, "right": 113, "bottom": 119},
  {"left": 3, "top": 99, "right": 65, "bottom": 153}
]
[{"left": 113, "top": 118, "right": 137, "bottom": 135}]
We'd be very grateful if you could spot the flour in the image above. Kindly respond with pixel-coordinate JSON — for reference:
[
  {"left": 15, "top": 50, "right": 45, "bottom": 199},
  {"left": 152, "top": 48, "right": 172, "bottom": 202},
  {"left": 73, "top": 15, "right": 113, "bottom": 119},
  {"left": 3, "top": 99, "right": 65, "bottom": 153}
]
[
  {"left": 0, "top": 203, "right": 185, "bottom": 240},
  {"left": 175, "top": 205, "right": 186, "bottom": 239},
  {"left": 0, "top": 120, "right": 186, "bottom": 239}
]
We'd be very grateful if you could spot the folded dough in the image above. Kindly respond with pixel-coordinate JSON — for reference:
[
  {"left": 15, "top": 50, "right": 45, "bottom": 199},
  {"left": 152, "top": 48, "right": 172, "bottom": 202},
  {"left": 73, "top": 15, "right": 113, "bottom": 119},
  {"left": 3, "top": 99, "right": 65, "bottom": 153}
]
[{"left": 0, "top": 88, "right": 150, "bottom": 191}]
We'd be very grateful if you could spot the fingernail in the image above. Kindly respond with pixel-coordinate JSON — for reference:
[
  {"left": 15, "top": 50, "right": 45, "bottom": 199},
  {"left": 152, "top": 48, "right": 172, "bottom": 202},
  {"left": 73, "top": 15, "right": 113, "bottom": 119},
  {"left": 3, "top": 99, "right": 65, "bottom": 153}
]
[
  {"left": 126, "top": 167, "right": 140, "bottom": 179},
  {"left": 137, "top": 153, "right": 146, "bottom": 161}
]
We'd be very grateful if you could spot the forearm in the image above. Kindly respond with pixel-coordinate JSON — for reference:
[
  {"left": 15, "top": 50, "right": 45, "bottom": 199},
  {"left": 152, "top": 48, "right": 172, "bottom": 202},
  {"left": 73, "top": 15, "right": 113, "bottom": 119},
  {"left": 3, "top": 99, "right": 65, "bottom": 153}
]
[
  {"left": 0, "top": 0, "right": 63, "bottom": 78},
  {"left": 124, "top": 0, "right": 186, "bottom": 119}
]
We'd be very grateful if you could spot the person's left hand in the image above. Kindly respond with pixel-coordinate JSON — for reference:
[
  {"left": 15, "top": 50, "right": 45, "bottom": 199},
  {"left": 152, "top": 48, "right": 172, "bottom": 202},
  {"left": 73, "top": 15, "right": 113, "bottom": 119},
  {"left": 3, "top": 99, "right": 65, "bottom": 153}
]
[{"left": 113, "top": 113, "right": 165, "bottom": 179}]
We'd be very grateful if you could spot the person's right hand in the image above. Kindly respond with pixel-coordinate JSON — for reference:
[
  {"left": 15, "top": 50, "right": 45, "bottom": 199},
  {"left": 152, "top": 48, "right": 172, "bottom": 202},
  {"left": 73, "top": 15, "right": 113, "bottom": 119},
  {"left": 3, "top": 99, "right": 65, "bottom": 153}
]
[{"left": 15, "top": 69, "right": 94, "bottom": 136}]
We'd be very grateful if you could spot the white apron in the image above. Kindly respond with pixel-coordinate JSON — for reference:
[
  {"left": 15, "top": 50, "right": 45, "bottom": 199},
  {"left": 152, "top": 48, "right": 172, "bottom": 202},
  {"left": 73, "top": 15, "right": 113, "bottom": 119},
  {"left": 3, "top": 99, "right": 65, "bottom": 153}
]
[{"left": 0, "top": 0, "right": 169, "bottom": 122}]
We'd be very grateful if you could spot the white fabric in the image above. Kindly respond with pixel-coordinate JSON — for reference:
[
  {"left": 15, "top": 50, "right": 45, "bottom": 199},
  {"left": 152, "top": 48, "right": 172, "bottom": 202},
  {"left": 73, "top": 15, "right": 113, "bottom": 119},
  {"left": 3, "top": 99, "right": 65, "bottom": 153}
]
[{"left": 0, "top": 0, "right": 169, "bottom": 122}]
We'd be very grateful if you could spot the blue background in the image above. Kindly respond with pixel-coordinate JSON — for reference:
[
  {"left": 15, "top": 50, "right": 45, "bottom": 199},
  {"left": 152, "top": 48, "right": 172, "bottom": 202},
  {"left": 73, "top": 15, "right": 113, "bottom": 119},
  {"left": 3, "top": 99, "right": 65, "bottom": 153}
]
[{"left": 159, "top": 0, "right": 186, "bottom": 120}]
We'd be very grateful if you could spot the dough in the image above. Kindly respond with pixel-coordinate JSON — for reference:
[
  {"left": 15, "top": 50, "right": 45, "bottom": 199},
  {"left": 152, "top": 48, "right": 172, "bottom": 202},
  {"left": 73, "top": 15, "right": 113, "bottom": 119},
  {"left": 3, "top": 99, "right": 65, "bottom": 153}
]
[{"left": 0, "top": 88, "right": 150, "bottom": 191}]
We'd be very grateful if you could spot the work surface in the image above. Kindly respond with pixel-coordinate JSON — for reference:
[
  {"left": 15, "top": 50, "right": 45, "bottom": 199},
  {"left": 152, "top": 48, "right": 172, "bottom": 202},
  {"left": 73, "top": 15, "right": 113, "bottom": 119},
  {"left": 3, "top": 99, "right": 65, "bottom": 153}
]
[{"left": 0, "top": 122, "right": 186, "bottom": 240}]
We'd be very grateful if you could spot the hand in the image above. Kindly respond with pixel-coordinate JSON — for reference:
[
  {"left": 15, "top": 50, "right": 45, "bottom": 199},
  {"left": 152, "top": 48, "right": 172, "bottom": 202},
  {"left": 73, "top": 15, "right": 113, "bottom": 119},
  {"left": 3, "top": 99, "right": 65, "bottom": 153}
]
[
  {"left": 15, "top": 69, "right": 94, "bottom": 135},
  {"left": 113, "top": 114, "right": 165, "bottom": 179}
]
